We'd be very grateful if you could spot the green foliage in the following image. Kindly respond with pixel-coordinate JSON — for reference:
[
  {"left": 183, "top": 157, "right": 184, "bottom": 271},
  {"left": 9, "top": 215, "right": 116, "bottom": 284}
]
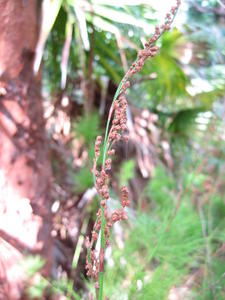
[
  {"left": 21, "top": 256, "right": 82, "bottom": 299},
  {"left": 103, "top": 145, "right": 225, "bottom": 299},
  {"left": 71, "top": 112, "right": 102, "bottom": 192},
  {"left": 41, "top": 0, "right": 159, "bottom": 92},
  {"left": 196, "top": 257, "right": 225, "bottom": 300},
  {"left": 20, "top": 256, "right": 48, "bottom": 299},
  {"left": 146, "top": 166, "right": 175, "bottom": 208},
  {"left": 104, "top": 190, "right": 204, "bottom": 299},
  {"left": 72, "top": 166, "right": 93, "bottom": 193},
  {"left": 184, "top": 171, "right": 207, "bottom": 190},
  {"left": 38, "top": 1, "right": 225, "bottom": 299},
  {"left": 27, "top": 277, "right": 49, "bottom": 299},
  {"left": 119, "top": 159, "right": 135, "bottom": 187},
  {"left": 195, "top": 88, "right": 225, "bottom": 107},
  {"left": 74, "top": 112, "right": 101, "bottom": 146},
  {"left": 211, "top": 195, "right": 225, "bottom": 230},
  {"left": 20, "top": 255, "right": 45, "bottom": 278},
  {"left": 169, "top": 107, "right": 209, "bottom": 136},
  {"left": 51, "top": 277, "right": 82, "bottom": 300},
  {"left": 129, "top": 29, "right": 188, "bottom": 109}
]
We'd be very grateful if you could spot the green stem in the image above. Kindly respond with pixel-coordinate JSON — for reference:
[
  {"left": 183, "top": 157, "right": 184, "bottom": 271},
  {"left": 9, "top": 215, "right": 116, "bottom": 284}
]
[
  {"left": 98, "top": 78, "right": 125, "bottom": 299},
  {"left": 97, "top": 11, "right": 179, "bottom": 296},
  {"left": 100, "top": 206, "right": 105, "bottom": 247},
  {"left": 101, "top": 0, "right": 179, "bottom": 170},
  {"left": 102, "top": 57, "right": 140, "bottom": 168},
  {"left": 98, "top": 271, "right": 104, "bottom": 300},
  {"left": 98, "top": 206, "right": 105, "bottom": 300},
  {"left": 98, "top": 64, "right": 136, "bottom": 300}
]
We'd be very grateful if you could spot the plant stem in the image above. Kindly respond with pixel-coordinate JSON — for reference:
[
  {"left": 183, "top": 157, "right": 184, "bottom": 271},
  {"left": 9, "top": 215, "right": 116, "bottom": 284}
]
[
  {"left": 98, "top": 78, "right": 125, "bottom": 300},
  {"left": 98, "top": 206, "right": 105, "bottom": 300},
  {"left": 97, "top": 7, "right": 180, "bottom": 297},
  {"left": 98, "top": 59, "right": 138, "bottom": 299},
  {"left": 98, "top": 270, "right": 104, "bottom": 300},
  {"left": 102, "top": 80, "right": 123, "bottom": 167}
]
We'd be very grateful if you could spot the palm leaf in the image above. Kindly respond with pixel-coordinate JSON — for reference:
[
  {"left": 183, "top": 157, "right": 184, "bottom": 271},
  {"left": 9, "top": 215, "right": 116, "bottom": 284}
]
[
  {"left": 60, "top": 14, "right": 73, "bottom": 89},
  {"left": 87, "top": 4, "right": 154, "bottom": 31},
  {"left": 34, "top": 0, "right": 63, "bottom": 74},
  {"left": 169, "top": 107, "right": 210, "bottom": 135},
  {"left": 73, "top": 2, "right": 90, "bottom": 51}
]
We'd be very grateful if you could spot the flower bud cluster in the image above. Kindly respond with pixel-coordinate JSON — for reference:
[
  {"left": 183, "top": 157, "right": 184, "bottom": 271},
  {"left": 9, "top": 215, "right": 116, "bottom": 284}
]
[
  {"left": 86, "top": 172, "right": 131, "bottom": 279},
  {"left": 125, "top": 0, "right": 180, "bottom": 80},
  {"left": 108, "top": 95, "right": 128, "bottom": 146},
  {"left": 94, "top": 135, "right": 102, "bottom": 158},
  {"left": 121, "top": 185, "right": 130, "bottom": 208}
]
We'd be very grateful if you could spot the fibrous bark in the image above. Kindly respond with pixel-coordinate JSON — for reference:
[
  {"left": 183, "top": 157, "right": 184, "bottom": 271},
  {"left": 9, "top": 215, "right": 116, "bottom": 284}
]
[{"left": 0, "top": 1, "right": 53, "bottom": 298}]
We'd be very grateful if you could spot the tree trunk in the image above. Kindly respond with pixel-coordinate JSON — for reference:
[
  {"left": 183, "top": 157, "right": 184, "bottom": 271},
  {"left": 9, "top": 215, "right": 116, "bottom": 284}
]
[{"left": 0, "top": 1, "right": 53, "bottom": 298}]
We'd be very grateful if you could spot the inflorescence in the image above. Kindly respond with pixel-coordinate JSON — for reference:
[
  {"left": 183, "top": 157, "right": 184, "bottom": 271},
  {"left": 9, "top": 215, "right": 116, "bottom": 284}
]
[{"left": 85, "top": 0, "right": 181, "bottom": 297}]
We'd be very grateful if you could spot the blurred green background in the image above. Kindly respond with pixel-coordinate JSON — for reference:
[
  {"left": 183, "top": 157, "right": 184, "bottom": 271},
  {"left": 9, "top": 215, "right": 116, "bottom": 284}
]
[{"left": 28, "top": 0, "right": 225, "bottom": 299}]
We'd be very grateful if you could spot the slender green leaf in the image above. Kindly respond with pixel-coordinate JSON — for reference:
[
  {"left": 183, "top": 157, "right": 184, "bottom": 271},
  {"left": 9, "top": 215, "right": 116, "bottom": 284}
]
[{"left": 34, "top": 0, "right": 62, "bottom": 73}]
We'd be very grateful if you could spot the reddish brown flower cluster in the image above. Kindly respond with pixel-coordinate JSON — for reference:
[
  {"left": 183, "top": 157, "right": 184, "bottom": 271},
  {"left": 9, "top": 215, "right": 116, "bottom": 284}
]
[
  {"left": 86, "top": 118, "right": 131, "bottom": 279},
  {"left": 121, "top": 186, "right": 130, "bottom": 208},
  {"left": 85, "top": 174, "right": 130, "bottom": 279},
  {"left": 85, "top": 0, "right": 181, "bottom": 294},
  {"left": 108, "top": 95, "right": 128, "bottom": 146},
  {"left": 124, "top": 0, "right": 181, "bottom": 81}
]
